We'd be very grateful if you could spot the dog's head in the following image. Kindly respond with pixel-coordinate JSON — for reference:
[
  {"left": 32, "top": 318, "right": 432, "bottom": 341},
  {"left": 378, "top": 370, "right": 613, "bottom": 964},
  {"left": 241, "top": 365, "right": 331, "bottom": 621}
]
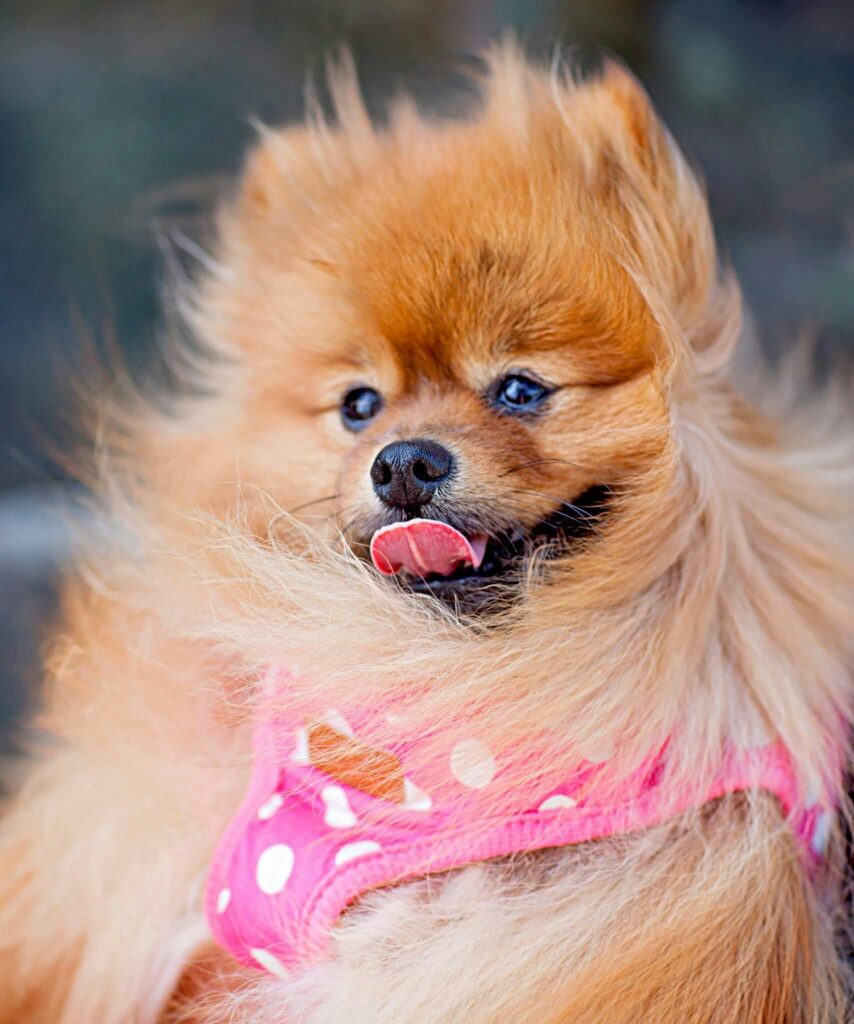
[{"left": 186, "top": 49, "right": 734, "bottom": 619}]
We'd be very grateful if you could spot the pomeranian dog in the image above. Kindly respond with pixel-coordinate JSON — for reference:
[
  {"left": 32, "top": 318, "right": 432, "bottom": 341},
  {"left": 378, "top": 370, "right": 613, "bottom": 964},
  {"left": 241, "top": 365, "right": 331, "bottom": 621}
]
[{"left": 1, "top": 43, "right": 851, "bottom": 1024}]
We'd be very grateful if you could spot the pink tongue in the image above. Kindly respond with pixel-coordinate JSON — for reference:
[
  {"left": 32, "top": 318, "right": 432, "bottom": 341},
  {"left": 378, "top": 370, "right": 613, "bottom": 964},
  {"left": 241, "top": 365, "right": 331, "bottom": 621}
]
[{"left": 370, "top": 519, "right": 487, "bottom": 578}]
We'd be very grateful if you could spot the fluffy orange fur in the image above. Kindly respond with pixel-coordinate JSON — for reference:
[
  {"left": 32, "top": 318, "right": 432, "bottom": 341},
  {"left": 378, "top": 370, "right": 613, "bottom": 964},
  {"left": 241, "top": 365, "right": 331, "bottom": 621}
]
[{"left": 0, "top": 43, "right": 851, "bottom": 1023}]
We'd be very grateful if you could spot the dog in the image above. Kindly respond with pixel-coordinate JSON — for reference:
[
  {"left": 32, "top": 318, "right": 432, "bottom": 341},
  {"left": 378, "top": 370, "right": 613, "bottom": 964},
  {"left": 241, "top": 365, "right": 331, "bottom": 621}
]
[{"left": 1, "top": 43, "right": 851, "bottom": 1024}]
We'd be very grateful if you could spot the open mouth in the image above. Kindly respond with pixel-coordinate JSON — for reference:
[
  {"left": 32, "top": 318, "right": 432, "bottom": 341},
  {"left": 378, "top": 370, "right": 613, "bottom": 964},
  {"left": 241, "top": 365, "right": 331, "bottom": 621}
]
[{"left": 366, "top": 485, "right": 609, "bottom": 614}]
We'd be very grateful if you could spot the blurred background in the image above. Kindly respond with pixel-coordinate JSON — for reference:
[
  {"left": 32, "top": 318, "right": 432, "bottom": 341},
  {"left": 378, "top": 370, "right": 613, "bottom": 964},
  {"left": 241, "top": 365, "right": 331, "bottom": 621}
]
[{"left": 1, "top": 0, "right": 852, "bottom": 745}]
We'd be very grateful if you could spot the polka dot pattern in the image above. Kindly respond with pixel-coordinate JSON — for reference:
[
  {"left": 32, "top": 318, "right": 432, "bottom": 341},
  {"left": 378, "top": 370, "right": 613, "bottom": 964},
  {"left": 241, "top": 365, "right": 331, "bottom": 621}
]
[
  {"left": 578, "top": 738, "right": 615, "bottom": 765},
  {"left": 811, "top": 811, "right": 833, "bottom": 857},
  {"left": 256, "top": 844, "right": 295, "bottom": 895},
  {"left": 292, "top": 728, "right": 310, "bottom": 765},
  {"left": 321, "top": 785, "right": 357, "bottom": 829},
  {"left": 804, "top": 774, "right": 822, "bottom": 809},
  {"left": 403, "top": 777, "right": 432, "bottom": 812},
  {"left": 334, "top": 840, "right": 381, "bottom": 867},
  {"left": 257, "top": 793, "right": 284, "bottom": 821},
  {"left": 450, "top": 739, "right": 496, "bottom": 789},
  {"left": 538, "top": 794, "right": 577, "bottom": 812},
  {"left": 207, "top": 692, "right": 828, "bottom": 977},
  {"left": 250, "top": 947, "right": 289, "bottom": 979},
  {"left": 324, "top": 709, "right": 355, "bottom": 738}
]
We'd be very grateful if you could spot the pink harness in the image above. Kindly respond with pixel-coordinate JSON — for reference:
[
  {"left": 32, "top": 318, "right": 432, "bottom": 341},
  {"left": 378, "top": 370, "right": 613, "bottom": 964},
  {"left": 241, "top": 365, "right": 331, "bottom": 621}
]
[{"left": 205, "top": 668, "right": 831, "bottom": 977}]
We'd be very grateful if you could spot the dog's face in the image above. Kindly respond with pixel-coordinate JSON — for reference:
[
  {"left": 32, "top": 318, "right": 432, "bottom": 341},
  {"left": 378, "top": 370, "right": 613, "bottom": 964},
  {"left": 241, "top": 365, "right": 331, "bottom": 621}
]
[
  {"left": 314, "top": 237, "right": 664, "bottom": 613},
  {"left": 195, "top": 60, "right": 712, "bottom": 615}
]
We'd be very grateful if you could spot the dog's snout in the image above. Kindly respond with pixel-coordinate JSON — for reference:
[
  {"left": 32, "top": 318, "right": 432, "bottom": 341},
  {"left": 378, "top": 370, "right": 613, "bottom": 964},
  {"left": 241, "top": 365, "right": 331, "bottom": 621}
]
[{"left": 371, "top": 439, "right": 454, "bottom": 512}]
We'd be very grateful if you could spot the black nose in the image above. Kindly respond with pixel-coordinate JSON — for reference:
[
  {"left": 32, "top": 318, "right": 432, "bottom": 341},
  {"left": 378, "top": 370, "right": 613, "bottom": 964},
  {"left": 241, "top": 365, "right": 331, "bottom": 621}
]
[{"left": 370, "top": 439, "right": 454, "bottom": 512}]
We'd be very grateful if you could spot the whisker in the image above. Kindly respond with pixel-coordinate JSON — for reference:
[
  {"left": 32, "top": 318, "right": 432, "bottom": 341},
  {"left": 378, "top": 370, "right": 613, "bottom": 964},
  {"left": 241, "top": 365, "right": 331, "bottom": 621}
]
[
  {"left": 498, "top": 458, "right": 586, "bottom": 477},
  {"left": 337, "top": 505, "right": 370, "bottom": 539},
  {"left": 264, "top": 494, "right": 340, "bottom": 544},
  {"left": 340, "top": 516, "right": 362, "bottom": 538},
  {"left": 288, "top": 494, "right": 339, "bottom": 515},
  {"left": 508, "top": 487, "right": 605, "bottom": 523},
  {"left": 555, "top": 503, "right": 600, "bottom": 524}
]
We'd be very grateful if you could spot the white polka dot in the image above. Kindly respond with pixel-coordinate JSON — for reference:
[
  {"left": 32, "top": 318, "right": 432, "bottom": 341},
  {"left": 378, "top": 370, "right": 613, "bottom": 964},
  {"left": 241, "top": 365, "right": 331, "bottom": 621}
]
[
  {"left": 538, "top": 794, "right": 577, "bottom": 812},
  {"left": 216, "top": 887, "right": 231, "bottom": 914},
  {"left": 249, "top": 947, "right": 289, "bottom": 979},
  {"left": 811, "top": 811, "right": 834, "bottom": 857},
  {"left": 321, "top": 785, "right": 357, "bottom": 829},
  {"left": 403, "top": 777, "right": 432, "bottom": 812},
  {"left": 749, "top": 719, "right": 775, "bottom": 748},
  {"left": 324, "top": 709, "right": 355, "bottom": 738},
  {"left": 579, "top": 738, "right": 615, "bottom": 764},
  {"left": 261, "top": 666, "right": 279, "bottom": 694},
  {"left": 334, "top": 840, "right": 381, "bottom": 866},
  {"left": 450, "top": 739, "right": 496, "bottom": 789},
  {"left": 804, "top": 774, "right": 822, "bottom": 809},
  {"left": 256, "top": 844, "right": 295, "bottom": 895},
  {"left": 292, "top": 728, "right": 310, "bottom": 765},
  {"left": 733, "top": 717, "right": 776, "bottom": 752},
  {"left": 257, "top": 793, "right": 284, "bottom": 821}
]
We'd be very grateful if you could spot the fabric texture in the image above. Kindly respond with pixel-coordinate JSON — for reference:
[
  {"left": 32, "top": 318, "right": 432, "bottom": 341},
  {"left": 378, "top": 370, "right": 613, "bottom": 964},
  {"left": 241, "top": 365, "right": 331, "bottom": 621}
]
[{"left": 205, "top": 668, "right": 831, "bottom": 976}]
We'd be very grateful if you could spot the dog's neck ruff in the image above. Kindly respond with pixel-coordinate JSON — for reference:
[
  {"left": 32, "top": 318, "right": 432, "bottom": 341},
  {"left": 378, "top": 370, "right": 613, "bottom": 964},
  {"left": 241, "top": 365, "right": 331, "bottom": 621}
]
[{"left": 205, "top": 667, "right": 832, "bottom": 976}]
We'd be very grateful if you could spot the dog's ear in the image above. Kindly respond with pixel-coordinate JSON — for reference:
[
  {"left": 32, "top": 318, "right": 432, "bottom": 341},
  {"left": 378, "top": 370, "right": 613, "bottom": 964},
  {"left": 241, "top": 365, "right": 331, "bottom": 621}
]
[
  {"left": 238, "top": 126, "right": 311, "bottom": 217},
  {"left": 587, "top": 61, "right": 669, "bottom": 176},
  {"left": 227, "top": 124, "right": 320, "bottom": 237},
  {"left": 230, "top": 51, "right": 376, "bottom": 233},
  {"left": 578, "top": 61, "right": 741, "bottom": 369}
]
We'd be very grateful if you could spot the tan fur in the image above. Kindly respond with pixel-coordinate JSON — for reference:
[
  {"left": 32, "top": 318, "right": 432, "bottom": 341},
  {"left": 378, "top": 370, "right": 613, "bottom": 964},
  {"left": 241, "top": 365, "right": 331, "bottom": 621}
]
[{"left": 1, "top": 43, "right": 851, "bottom": 1023}]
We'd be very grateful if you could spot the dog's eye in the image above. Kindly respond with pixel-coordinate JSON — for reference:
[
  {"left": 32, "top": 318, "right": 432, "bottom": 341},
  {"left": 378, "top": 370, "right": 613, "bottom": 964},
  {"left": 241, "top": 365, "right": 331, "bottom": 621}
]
[
  {"left": 341, "top": 387, "right": 383, "bottom": 431},
  {"left": 490, "top": 374, "right": 551, "bottom": 414}
]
